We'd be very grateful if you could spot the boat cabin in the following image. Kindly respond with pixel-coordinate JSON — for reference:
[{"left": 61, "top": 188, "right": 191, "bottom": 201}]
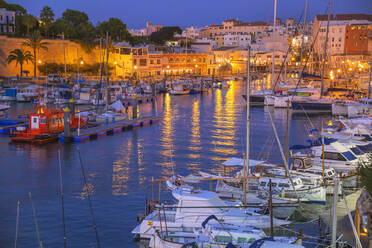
[
  {"left": 29, "top": 106, "right": 65, "bottom": 134},
  {"left": 258, "top": 177, "right": 304, "bottom": 192},
  {"left": 311, "top": 141, "right": 358, "bottom": 163}
]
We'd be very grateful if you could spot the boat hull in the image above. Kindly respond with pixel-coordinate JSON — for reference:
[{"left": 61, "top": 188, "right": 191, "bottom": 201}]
[
  {"left": 11, "top": 134, "right": 59, "bottom": 144},
  {"left": 292, "top": 101, "right": 332, "bottom": 113}
]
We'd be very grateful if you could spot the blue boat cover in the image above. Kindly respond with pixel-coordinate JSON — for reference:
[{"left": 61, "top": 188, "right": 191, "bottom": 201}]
[
  {"left": 202, "top": 215, "right": 218, "bottom": 228},
  {"left": 226, "top": 243, "right": 237, "bottom": 248},
  {"left": 289, "top": 145, "right": 311, "bottom": 150},
  {"left": 249, "top": 237, "right": 275, "bottom": 248}
]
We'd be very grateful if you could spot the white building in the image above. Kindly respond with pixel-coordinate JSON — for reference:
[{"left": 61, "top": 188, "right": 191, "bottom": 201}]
[
  {"left": 223, "top": 33, "right": 252, "bottom": 48},
  {"left": 0, "top": 8, "right": 15, "bottom": 33}
]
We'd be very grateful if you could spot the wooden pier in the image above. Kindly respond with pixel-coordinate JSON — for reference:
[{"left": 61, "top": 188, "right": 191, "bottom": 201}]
[{"left": 60, "top": 115, "right": 159, "bottom": 142}]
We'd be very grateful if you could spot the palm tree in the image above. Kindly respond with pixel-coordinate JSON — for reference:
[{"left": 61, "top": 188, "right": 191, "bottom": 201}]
[
  {"left": 6, "top": 49, "right": 33, "bottom": 78},
  {"left": 23, "top": 31, "right": 48, "bottom": 78}
]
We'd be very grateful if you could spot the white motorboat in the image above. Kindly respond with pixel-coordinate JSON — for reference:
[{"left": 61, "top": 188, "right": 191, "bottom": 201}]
[
  {"left": 293, "top": 140, "right": 359, "bottom": 173},
  {"left": 149, "top": 223, "right": 303, "bottom": 248},
  {"left": 132, "top": 186, "right": 290, "bottom": 239},
  {"left": 16, "top": 85, "right": 39, "bottom": 102},
  {"left": 169, "top": 85, "right": 190, "bottom": 95}
]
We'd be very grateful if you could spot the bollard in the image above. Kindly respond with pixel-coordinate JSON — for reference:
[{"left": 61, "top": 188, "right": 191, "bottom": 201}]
[
  {"left": 201, "top": 80, "right": 204, "bottom": 94},
  {"left": 69, "top": 98, "right": 75, "bottom": 118},
  {"left": 107, "top": 85, "right": 111, "bottom": 105},
  {"left": 63, "top": 107, "right": 71, "bottom": 137},
  {"left": 132, "top": 95, "right": 138, "bottom": 119},
  {"left": 106, "top": 116, "right": 109, "bottom": 125},
  {"left": 112, "top": 116, "right": 115, "bottom": 123}
]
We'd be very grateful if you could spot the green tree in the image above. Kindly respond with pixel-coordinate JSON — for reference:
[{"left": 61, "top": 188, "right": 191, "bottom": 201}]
[
  {"left": 0, "top": 0, "right": 26, "bottom": 14},
  {"left": 96, "top": 17, "right": 131, "bottom": 42},
  {"left": 55, "top": 9, "right": 96, "bottom": 51},
  {"left": 150, "top": 26, "right": 182, "bottom": 45},
  {"left": 6, "top": 49, "right": 33, "bottom": 77},
  {"left": 22, "top": 31, "right": 48, "bottom": 77},
  {"left": 62, "top": 9, "right": 89, "bottom": 27},
  {"left": 22, "top": 14, "right": 37, "bottom": 35},
  {"left": 40, "top": 6, "right": 54, "bottom": 37},
  {"left": 49, "top": 18, "right": 75, "bottom": 38},
  {"left": 360, "top": 153, "right": 372, "bottom": 195}
]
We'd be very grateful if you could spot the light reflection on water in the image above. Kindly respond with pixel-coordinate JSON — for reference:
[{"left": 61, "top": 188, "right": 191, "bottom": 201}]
[{"left": 0, "top": 81, "right": 337, "bottom": 247}]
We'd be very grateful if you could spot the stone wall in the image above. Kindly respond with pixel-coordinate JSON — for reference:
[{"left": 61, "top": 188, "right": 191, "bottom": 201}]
[{"left": 0, "top": 35, "right": 102, "bottom": 77}]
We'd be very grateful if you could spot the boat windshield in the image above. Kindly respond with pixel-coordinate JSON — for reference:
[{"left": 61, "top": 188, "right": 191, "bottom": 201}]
[
  {"left": 362, "top": 134, "right": 372, "bottom": 141},
  {"left": 342, "top": 151, "right": 357, "bottom": 161},
  {"left": 359, "top": 143, "right": 372, "bottom": 153},
  {"left": 351, "top": 146, "right": 364, "bottom": 155}
]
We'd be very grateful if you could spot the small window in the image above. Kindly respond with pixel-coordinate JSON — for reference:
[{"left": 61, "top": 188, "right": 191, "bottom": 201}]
[
  {"left": 278, "top": 183, "right": 289, "bottom": 188},
  {"left": 40, "top": 118, "right": 46, "bottom": 124},
  {"left": 139, "top": 59, "right": 147, "bottom": 66},
  {"left": 215, "top": 235, "right": 232, "bottom": 243}
]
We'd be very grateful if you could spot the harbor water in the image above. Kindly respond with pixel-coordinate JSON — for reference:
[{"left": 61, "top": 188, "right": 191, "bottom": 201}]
[{"left": 0, "top": 81, "right": 358, "bottom": 247}]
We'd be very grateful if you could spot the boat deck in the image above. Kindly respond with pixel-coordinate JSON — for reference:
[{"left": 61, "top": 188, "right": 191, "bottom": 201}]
[{"left": 60, "top": 115, "right": 159, "bottom": 142}]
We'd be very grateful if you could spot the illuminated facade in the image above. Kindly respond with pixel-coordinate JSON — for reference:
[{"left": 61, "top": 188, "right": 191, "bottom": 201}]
[{"left": 112, "top": 43, "right": 218, "bottom": 79}]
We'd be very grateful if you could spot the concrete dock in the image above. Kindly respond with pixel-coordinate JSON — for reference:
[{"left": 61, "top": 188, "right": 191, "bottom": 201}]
[{"left": 60, "top": 115, "right": 159, "bottom": 142}]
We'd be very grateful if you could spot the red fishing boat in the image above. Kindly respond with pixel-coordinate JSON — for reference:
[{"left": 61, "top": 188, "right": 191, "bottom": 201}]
[{"left": 11, "top": 105, "right": 84, "bottom": 144}]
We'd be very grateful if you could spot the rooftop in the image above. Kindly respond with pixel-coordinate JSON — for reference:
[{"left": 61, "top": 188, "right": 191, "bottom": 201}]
[
  {"left": 315, "top": 13, "right": 372, "bottom": 22},
  {"left": 213, "top": 46, "right": 238, "bottom": 51}
]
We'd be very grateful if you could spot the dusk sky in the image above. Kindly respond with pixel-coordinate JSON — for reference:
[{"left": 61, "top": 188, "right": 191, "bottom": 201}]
[{"left": 9, "top": 0, "right": 372, "bottom": 29}]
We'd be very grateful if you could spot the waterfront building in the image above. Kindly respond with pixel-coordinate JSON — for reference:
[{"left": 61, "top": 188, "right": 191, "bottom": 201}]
[
  {"left": 223, "top": 32, "right": 252, "bottom": 47},
  {"left": 313, "top": 14, "right": 372, "bottom": 57},
  {"left": 253, "top": 51, "right": 288, "bottom": 67},
  {"left": 112, "top": 42, "right": 218, "bottom": 79},
  {"left": 0, "top": 8, "right": 15, "bottom": 33}
]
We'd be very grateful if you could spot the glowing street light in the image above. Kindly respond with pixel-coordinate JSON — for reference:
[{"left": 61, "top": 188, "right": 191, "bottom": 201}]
[
  {"left": 80, "top": 60, "right": 84, "bottom": 65},
  {"left": 38, "top": 60, "right": 42, "bottom": 64}
]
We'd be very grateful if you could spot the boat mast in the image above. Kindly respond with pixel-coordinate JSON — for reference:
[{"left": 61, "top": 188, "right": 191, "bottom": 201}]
[
  {"left": 77, "top": 47, "right": 80, "bottom": 88},
  {"left": 271, "top": 0, "right": 277, "bottom": 88},
  {"left": 320, "top": 0, "right": 332, "bottom": 99},
  {"left": 321, "top": 122, "right": 325, "bottom": 178},
  {"left": 105, "top": 32, "right": 110, "bottom": 109},
  {"left": 299, "top": 0, "right": 309, "bottom": 70},
  {"left": 244, "top": 46, "right": 251, "bottom": 206},
  {"left": 368, "top": 60, "right": 371, "bottom": 99},
  {"left": 62, "top": 33, "right": 67, "bottom": 83}
]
